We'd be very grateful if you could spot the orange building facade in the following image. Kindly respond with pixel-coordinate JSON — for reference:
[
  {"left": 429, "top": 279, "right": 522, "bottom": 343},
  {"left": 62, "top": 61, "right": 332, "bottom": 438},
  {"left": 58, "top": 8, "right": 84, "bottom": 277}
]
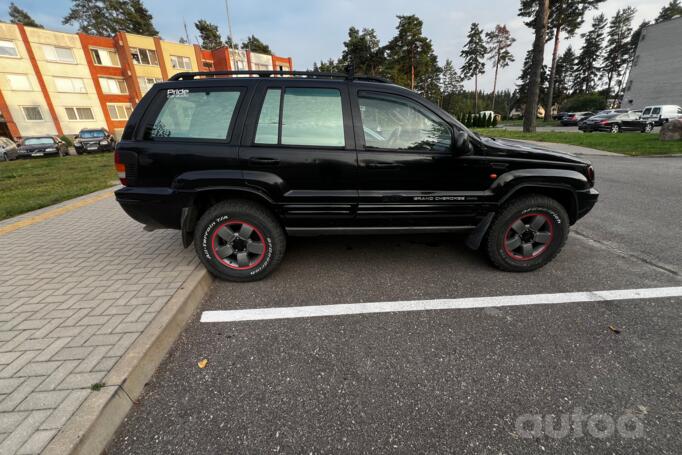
[{"left": 0, "top": 24, "right": 293, "bottom": 139}]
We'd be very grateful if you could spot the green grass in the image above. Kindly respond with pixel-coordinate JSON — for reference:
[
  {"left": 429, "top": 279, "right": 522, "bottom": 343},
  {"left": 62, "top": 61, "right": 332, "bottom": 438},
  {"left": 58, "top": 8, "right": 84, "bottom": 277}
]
[
  {"left": 0, "top": 153, "right": 118, "bottom": 221},
  {"left": 498, "top": 119, "right": 561, "bottom": 127},
  {"left": 474, "top": 129, "right": 682, "bottom": 156}
]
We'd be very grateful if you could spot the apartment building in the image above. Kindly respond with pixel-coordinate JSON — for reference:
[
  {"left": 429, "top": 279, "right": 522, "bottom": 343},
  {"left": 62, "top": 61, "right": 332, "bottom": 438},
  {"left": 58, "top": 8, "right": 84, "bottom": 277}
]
[
  {"left": 0, "top": 24, "right": 294, "bottom": 139},
  {"left": 623, "top": 16, "right": 682, "bottom": 108}
]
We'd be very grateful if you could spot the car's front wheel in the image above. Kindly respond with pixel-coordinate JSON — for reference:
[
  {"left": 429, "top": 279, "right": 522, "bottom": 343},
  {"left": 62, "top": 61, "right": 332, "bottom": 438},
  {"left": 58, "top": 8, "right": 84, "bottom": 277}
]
[
  {"left": 486, "top": 195, "right": 569, "bottom": 272},
  {"left": 193, "top": 200, "right": 286, "bottom": 282},
  {"left": 610, "top": 124, "right": 621, "bottom": 134},
  {"left": 642, "top": 123, "right": 654, "bottom": 133}
]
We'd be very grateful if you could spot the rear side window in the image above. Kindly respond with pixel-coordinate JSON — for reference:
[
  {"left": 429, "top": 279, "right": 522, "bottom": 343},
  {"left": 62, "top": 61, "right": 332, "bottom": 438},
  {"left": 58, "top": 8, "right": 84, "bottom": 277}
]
[
  {"left": 254, "top": 87, "right": 345, "bottom": 147},
  {"left": 149, "top": 89, "right": 241, "bottom": 140}
]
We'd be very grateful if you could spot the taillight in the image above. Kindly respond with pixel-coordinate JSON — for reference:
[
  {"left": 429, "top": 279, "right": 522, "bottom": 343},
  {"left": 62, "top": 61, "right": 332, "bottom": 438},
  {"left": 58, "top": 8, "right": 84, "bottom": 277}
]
[
  {"left": 114, "top": 150, "right": 127, "bottom": 186},
  {"left": 599, "top": 120, "right": 609, "bottom": 125},
  {"left": 587, "top": 166, "right": 595, "bottom": 183}
]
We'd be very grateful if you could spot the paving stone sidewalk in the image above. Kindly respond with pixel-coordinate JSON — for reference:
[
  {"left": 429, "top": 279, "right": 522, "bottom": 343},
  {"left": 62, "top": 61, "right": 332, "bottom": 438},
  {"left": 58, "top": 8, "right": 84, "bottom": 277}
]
[{"left": 0, "top": 189, "right": 199, "bottom": 454}]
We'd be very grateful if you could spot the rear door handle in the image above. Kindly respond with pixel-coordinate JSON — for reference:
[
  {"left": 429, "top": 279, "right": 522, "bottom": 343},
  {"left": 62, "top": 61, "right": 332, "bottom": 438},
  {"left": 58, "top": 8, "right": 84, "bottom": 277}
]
[
  {"left": 249, "top": 157, "right": 280, "bottom": 167},
  {"left": 367, "top": 162, "right": 402, "bottom": 169}
]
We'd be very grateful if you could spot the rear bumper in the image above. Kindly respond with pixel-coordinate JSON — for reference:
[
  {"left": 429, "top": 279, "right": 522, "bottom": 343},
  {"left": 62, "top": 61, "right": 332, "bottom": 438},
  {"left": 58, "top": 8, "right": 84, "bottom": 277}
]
[
  {"left": 115, "top": 187, "right": 193, "bottom": 229},
  {"left": 75, "top": 143, "right": 114, "bottom": 153},
  {"left": 576, "top": 188, "right": 599, "bottom": 220}
]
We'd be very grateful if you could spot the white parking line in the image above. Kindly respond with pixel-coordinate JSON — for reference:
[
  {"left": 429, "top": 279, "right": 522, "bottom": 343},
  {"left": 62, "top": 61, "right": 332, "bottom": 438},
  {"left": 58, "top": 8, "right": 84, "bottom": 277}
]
[{"left": 201, "top": 286, "right": 682, "bottom": 323}]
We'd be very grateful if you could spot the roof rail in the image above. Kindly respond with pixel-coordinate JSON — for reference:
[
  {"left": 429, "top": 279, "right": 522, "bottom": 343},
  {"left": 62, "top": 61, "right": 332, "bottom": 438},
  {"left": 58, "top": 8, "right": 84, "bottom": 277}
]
[{"left": 168, "top": 70, "right": 390, "bottom": 83}]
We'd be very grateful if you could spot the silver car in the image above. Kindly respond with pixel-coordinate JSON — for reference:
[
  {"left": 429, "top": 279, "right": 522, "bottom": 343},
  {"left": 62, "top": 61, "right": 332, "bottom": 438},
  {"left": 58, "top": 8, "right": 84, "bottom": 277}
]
[{"left": 0, "top": 137, "right": 18, "bottom": 161}]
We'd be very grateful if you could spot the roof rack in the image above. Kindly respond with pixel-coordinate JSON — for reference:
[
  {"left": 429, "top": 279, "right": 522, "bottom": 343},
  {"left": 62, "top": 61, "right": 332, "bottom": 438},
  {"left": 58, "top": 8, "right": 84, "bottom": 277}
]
[{"left": 168, "top": 70, "right": 390, "bottom": 83}]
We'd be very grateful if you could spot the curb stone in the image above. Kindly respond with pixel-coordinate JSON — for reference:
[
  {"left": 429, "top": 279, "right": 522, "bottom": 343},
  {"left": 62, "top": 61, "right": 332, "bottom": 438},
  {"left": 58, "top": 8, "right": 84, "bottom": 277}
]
[{"left": 42, "top": 266, "right": 213, "bottom": 455}]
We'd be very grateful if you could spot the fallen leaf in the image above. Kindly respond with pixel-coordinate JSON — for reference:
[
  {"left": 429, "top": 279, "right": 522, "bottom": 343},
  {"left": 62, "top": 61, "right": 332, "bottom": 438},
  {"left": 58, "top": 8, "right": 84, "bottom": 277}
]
[
  {"left": 198, "top": 358, "right": 209, "bottom": 369},
  {"left": 608, "top": 325, "right": 622, "bottom": 334}
]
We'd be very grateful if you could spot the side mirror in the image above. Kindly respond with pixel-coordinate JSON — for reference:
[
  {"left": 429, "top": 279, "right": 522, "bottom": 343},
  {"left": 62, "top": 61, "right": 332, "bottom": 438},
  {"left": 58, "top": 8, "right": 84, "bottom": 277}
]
[{"left": 452, "top": 130, "right": 470, "bottom": 154}]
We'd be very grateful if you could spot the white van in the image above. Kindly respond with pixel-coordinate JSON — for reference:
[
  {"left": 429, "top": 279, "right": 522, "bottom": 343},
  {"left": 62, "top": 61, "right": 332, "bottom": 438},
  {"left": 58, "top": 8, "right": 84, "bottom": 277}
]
[{"left": 640, "top": 105, "right": 682, "bottom": 127}]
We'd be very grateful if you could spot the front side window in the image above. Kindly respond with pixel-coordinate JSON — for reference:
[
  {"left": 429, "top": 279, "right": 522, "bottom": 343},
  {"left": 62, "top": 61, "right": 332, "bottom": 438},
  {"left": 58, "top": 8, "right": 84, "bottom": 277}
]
[
  {"left": 652, "top": 107, "right": 661, "bottom": 115},
  {"left": 170, "top": 55, "right": 192, "bottom": 70},
  {"left": 358, "top": 92, "right": 451, "bottom": 152},
  {"left": 43, "top": 45, "right": 76, "bottom": 64},
  {"left": 65, "top": 107, "right": 95, "bottom": 121},
  {"left": 0, "top": 40, "right": 19, "bottom": 57},
  {"left": 131, "top": 48, "right": 158, "bottom": 66},
  {"left": 21, "top": 106, "right": 44, "bottom": 121},
  {"left": 149, "top": 90, "right": 241, "bottom": 140},
  {"left": 254, "top": 87, "right": 345, "bottom": 147}
]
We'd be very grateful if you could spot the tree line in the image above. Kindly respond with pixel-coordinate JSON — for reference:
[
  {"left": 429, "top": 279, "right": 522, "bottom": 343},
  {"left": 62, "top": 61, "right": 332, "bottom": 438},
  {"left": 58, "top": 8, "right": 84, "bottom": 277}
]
[{"left": 4, "top": 1, "right": 274, "bottom": 54}]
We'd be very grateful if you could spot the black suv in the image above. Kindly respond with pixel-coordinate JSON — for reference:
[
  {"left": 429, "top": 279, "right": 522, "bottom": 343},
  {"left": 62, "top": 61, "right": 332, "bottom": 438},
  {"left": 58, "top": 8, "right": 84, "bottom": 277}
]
[{"left": 115, "top": 71, "right": 598, "bottom": 281}]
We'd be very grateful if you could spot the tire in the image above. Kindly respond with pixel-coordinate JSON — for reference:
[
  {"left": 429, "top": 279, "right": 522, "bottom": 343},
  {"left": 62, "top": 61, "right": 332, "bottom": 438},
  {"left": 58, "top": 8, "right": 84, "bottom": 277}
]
[
  {"left": 643, "top": 123, "right": 654, "bottom": 133},
  {"left": 486, "top": 195, "right": 569, "bottom": 272},
  {"left": 193, "top": 200, "right": 286, "bottom": 282},
  {"left": 0, "top": 152, "right": 7, "bottom": 162},
  {"left": 610, "top": 124, "right": 621, "bottom": 134}
]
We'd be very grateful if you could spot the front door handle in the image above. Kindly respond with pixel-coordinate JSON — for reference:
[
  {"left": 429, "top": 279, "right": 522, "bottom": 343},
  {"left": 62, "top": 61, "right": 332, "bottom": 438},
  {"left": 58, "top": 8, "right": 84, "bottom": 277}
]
[
  {"left": 249, "top": 157, "right": 280, "bottom": 167},
  {"left": 367, "top": 161, "right": 403, "bottom": 169}
]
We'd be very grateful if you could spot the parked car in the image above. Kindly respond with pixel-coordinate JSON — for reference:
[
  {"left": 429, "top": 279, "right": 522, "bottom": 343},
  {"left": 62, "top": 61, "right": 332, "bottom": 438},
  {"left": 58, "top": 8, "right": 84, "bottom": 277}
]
[
  {"left": 594, "top": 109, "right": 630, "bottom": 116},
  {"left": 0, "top": 137, "right": 18, "bottom": 161},
  {"left": 553, "top": 112, "right": 568, "bottom": 121},
  {"left": 114, "top": 70, "right": 599, "bottom": 281},
  {"left": 17, "top": 136, "right": 67, "bottom": 158},
  {"left": 560, "top": 112, "right": 594, "bottom": 126},
  {"left": 74, "top": 128, "right": 116, "bottom": 154},
  {"left": 640, "top": 105, "right": 682, "bottom": 129},
  {"left": 579, "top": 112, "right": 645, "bottom": 133}
]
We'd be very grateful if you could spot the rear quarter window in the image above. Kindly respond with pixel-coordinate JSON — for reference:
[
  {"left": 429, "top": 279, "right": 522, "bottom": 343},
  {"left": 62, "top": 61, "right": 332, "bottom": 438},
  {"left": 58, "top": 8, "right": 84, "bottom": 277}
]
[{"left": 146, "top": 88, "right": 242, "bottom": 140}]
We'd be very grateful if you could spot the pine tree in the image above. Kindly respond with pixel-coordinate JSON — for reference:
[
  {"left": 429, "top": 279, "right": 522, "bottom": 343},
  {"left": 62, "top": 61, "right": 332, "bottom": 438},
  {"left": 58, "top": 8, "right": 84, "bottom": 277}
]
[
  {"left": 121, "top": 0, "right": 157, "bottom": 36},
  {"left": 241, "top": 35, "right": 272, "bottom": 54},
  {"left": 522, "top": 0, "right": 550, "bottom": 132},
  {"left": 460, "top": 23, "right": 486, "bottom": 113},
  {"left": 440, "top": 59, "right": 463, "bottom": 95},
  {"left": 384, "top": 15, "right": 441, "bottom": 100},
  {"left": 573, "top": 13, "right": 607, "bottom": 93},
  {"left": 63, "top": 0, "right": 157, "bottom": 36},
  {"left": 485, "top": 24, "right": 515, "bottom": 112},
  {"left": 194, "top": 20, "right": 223, "bottom": 50},
  {"left": 554, "top": 46, "right": 576, "bottom": 102},
  {"left": 340, "top": 27, "right": 384, "bottom": 76},
  {"left": 656, "top": 0, "right": 682, "bottom": 23},
  {"left": 521, "top": 0, "right": 605, "bottom": 122},
  {"left": 8, "top": 2, "right": 43, "bottom": 28},
  {"left": 603, "top": 7, "right": 636, "bottom": 105}
]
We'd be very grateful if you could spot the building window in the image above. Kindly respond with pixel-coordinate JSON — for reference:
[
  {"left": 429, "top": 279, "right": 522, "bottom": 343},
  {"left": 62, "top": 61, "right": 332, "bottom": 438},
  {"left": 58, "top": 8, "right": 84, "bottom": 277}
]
[
  {"left": 107, "top": 103, "right": 133, "bottom": 120},
  {"left": 54, "top": 77, "right": 87, "bottom": 93},
  {"left": 64, "top": 107, "right": 95, "bottom": 121},
  {"left": 6, "top": 74, "right": 32, "bottom": 91},
  {"left": 137, "top": 77, "right": 161, "bottom": 94},
  {"left": 99, "top": 77, "right": 128, "bottom": 94},
  {"left": 130, "top": 47, "right": 158, "bottom": 66},
  {"left": 234, "top": 60, "right": 246, "bottom": 70},
  {"left": 170, "top": 55, "right": 192, "bottom": 70},
  {"left": 91, "top": 48, "right": 120, "bottom": 67},
  {"left": 0, "top": 40, "right": 19, "bottom": 58},
  {"left": 21, "top": 106, "right": 44, "bottom": 121},
  {"left": 43, "top": 45, "right": 76, "bottom": 64},
  {"left": 253, "top": 63, "right": 270, "bottom": 71}
]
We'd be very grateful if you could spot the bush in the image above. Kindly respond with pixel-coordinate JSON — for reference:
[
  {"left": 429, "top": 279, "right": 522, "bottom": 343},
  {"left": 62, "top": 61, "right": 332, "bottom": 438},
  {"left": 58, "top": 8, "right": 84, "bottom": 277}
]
[
  {"left": 560, "top": 94, "right": 607, "bottom": 113},
  {"left": 60, "top": 135, "right": 74, "bottom": 147}
]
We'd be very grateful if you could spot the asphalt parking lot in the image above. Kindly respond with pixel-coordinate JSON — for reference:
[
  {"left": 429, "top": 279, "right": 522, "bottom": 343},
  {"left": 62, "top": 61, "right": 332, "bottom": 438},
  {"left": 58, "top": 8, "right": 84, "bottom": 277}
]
[{"left": 110, "top": 154, "right": 682, "bottom": 454}]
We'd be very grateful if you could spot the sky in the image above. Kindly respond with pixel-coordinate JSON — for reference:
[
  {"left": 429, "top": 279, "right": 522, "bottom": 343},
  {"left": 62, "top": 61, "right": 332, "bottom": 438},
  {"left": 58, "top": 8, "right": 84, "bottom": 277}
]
[{"left": 0, "top": 0, "right": 671, "bottom": 91}]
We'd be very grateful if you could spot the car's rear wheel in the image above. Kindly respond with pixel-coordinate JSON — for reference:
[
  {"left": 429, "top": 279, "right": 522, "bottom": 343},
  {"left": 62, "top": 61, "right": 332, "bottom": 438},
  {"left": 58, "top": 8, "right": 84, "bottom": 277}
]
[
  {"left": 193, "top": 200, "right": 286, "bottom": 282},
  {"left": 486, "top": 195, "right": 569, "bottom": 272}
]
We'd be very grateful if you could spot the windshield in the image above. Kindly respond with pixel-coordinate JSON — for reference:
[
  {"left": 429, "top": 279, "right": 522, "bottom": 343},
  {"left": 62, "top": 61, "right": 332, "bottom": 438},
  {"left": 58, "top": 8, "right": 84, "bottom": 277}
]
[
  {"left": 80, "top": 130, "right": 106, "bottom": 138},
  {"left": 23, "top": 137, "right": 54, "bottom": 145}
]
